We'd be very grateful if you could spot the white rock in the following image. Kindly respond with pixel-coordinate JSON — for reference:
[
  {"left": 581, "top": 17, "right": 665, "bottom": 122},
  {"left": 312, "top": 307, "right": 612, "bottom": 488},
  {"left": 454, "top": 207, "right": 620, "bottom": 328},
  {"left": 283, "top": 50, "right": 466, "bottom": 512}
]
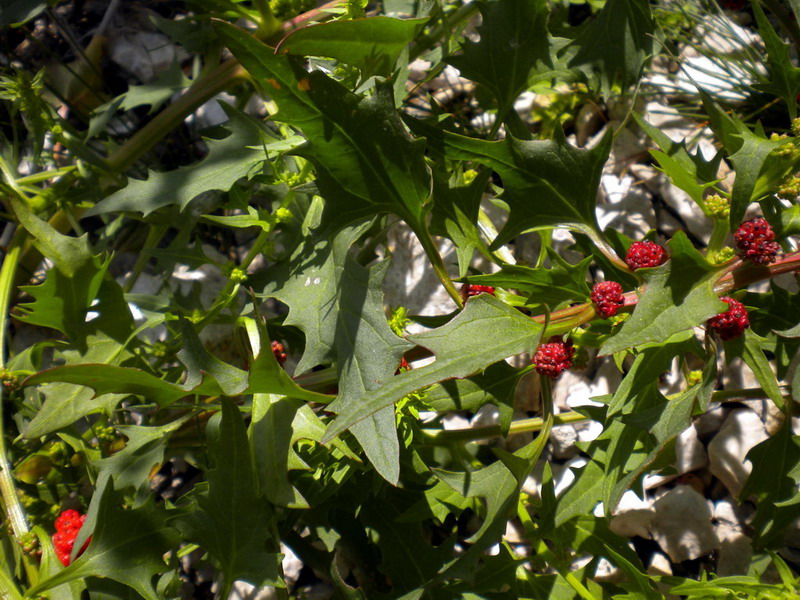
[
  {"left": 713, "top": 499, "right": 753, "bottom": 577},
  {"left": 549, "top": 424, "right": 578, "bottom": 459},
  {"left": 609, "top": 491, "right": 654, "bottom": 538},
  {"left": 647, "top": 552, "right": 673, "bottom": 577},
  {"left": 383, "top": 223, "right": 458, "bottom": 330},
  {"left": 708, "top": 408, "right": 768, "bottom": 498},
  {"left": 471, "top": 404, "right": 500, "bottom": 429},
  {"left": 645, "top": 425, "right": 708, "bottom": 489},
  {"left": 611, "top": 509, "right": 656, "bottom": 539},
  {"left": 651, "top": 485, "right": 718, "bottom": 562},
  {"left": 597, "top": 173, "right": 656, "bottom": 239}
]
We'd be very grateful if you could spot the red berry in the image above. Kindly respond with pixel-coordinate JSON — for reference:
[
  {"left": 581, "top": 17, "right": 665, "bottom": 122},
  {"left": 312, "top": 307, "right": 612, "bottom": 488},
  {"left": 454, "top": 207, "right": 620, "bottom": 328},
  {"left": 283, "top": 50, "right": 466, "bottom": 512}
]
[
  {"left": 706, "top": 297, "right": 749, "bottom": 341},
  {"left": 396, "top": 357, "right": 410, "bottom": 374},
  {"left": 52, "top": 511, "right": 90, "bottom": 566},
  {"left": 460, "top": 284, "right": 495, "bottom": 301},
  {"left": 533, "top": 339, "right": 575, "bottom": 379},
  {"left": 625, "top": 241, "right": 668, "bottom": 270},
  {"left": 733, "top": 217, "right": 780, "bottom": 265},
  {"left": 591, "top": 281, "right": 625, "bottom": 318},
  {"left": 54, "top": 509, "right": 82, "bottom": 532},
  {"left": 271, "top": 340, "right": 287, "bottom": 366}
]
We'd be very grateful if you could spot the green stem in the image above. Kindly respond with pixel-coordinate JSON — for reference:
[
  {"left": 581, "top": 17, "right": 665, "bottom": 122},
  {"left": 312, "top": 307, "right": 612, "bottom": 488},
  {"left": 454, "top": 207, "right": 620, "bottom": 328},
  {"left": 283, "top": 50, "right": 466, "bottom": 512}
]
[
  {"left": 421, "top": 386, "right": 792, "bottom": 444},
  {"left": 0, "top": 230, "right": 30, "bottom": 541},
  {"left": 706, "top": 218, "right": 729, "bottom": 260},
  {"left": 415, "top": 221, "right": 464, "bottom": 309},
  {"left": 123, "top": 223, "right": 169, "bottom": 293},
  {"left": 420, "top": 410, "right": 587, "bottom": 445},
  {"left": 584, "top": 227, "right": 630, "bottom": 273}
]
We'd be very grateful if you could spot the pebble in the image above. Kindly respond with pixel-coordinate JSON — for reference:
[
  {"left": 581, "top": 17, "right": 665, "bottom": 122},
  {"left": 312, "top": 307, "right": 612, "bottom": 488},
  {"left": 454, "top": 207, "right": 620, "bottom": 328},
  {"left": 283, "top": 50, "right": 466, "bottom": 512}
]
[
  {"left": 651, "top": 485, "right": 717, "bottom": 562},
  {"left": 707, "top": 408, "right": 768, "bottom": 498}
]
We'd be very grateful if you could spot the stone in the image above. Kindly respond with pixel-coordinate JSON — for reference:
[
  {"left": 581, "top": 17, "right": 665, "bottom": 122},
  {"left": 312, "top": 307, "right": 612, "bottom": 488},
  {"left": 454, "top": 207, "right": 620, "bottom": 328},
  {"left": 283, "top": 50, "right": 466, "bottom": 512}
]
[
  {"left": 549, "top": 424, "right": 579, "bottom": 460},
  {"left": 708, "top": 408, "right": 768, "bottom": 498},
  {"left": 609, "top": 490, "right": 655, "bottom": 539},
  {"left": 714, "top": 499, "right": 753, "bottom": 577},
  {"left": 651, "top": 485, "right": 718, "bottom": 562},
  {"left": 645, "top": 425, "right": 707, "bottom": 489}
]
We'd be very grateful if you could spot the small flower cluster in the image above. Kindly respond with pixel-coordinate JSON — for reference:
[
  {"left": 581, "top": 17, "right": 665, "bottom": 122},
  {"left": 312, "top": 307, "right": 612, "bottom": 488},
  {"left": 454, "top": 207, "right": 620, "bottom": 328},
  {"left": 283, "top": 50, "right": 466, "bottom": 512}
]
[
  {"left": 706, "top": 297, "right": 749, "bottom": 340},
  {"left": 733, "top": 217, "right": 780, "bottom": 265},
  {"left": 625, "top": 241, "right": 667, "bottom": 270},
  {"left": 533, "top": 338, "right": 575, "bottom": 379},
  {"left": 704, "top": 194, "right": 730, "bottom": 219},
  {"left": 52, "top": 510, "right": 90, "bottom": 566},
  {"left": 591, "top": 281, "right": 624, "bottom": 318},
  {"left": 777, "top": 174, "right": 800, "bottom": 200}
]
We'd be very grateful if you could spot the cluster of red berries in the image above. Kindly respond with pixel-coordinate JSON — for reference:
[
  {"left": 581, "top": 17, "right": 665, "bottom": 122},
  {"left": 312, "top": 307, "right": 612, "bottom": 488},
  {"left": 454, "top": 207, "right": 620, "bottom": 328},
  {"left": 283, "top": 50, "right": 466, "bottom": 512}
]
[
  {"left": 591, "top": 281, "right": 625, "bottom": 318},
  {"left": 271, "top": 340, "right": 287, "bottom": 366},
  {"left": 733, "top": 217, "right": 780, "bottom": 265},
  {"left": 533, "top": 338, "right": 575, "bottom": 379},
  {"left": 706, "top": 297, "right": 750, "bottom": 341},
  {"left": 625, "top": 241, "right": 668, "bottom": 270},
  {"left": 52, "top": 510, "right": 90, "bottom": 566},
  {"left": 460, "top": 284, "right": 495, "bottom": 301}
]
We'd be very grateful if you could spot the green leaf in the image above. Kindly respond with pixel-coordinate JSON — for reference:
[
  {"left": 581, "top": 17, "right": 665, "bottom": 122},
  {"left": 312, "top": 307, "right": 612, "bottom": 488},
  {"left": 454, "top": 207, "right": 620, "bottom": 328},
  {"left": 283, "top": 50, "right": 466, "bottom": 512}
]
[
  {"left": 21, "top": 333, "right": 134, "bottom": 438},
  {"left": 600, "top": 232, "right": 726, "bottom": 355},
  {"left": 751, "top": 1, "right": 800, "bottom": 119},
  {"left": 607, "top": 331, "right": 701, "bottom": 415},
  {"left": 11, "top": 198, "right": 133, "bottom": 346},
  {"left": 177, "top": 319, "right": 248, "bottom": 396},
  {"left": 28, "top": 480, "right": 179, "bottom": 600},
  {"left": 249, "top": 393, "right": 358, "bottom": 509},
  {"left": 217, "top": 22, "right": 431, "bottom": 232},
  {"left": 23, "top": 364, "right": 193, "bottom": 405},
  {"left": 425, "top": 360, "right": 524, "bottom": 434},
  {"left": 428, "top": 171, "right": 489, "bottom": 278},
  {"left": 446, "top": 0, "right": 551, "bottom": 115},
  {"left": 93, "top": 418, "right": 193, "bottom": 495},
  {"left": 0, "top": 0, "right": 47, "bottom": 26},
  {"left": 322, "top": 294, "right": 543, "bottom": 442},
  {"left": 567, "top": 0, "right": 656, "bottom": 97},
  {"left": 85, "top": 104, "right": 269, "bottom": 217},
  {"left": 279, "top": 16, "right": 428, "bottom": 78},
  {"left": 725, "top": 330, "right": 785, "bottom": 410},
  {"left": 358, "top": 490, "right": 454, "bottom": 592},
  {"left": 462, "top": 248, "right": 592, "bottom": 308},
  {"left": 554, "top": 456, "right": 606, "bottom": 527},
  {"left": 435, "top": 418, "right": 551, "bottom": 577},
  {"left": 32, "top": 525, "right": 86, "bottom": 600},
  {"left": 118, "top": 60, "right": 191, "bottom": 114},
  {"left": 176, "top": 400, "right": 283, "bottom": 594},
  {"left": 699, "top": 90, "right": 744, "bottom": 155},
  {"left": 728, "top": 127, "right": 800, "bottom": 227},
  {"left": 405, "top": 117, "right": 611, "bottom": 249},
  {"left": 634, "top": 112, "right": 723, "bottom": 207},
  {"left": 327, "top": 258, "right": 413, "bottom": 485},
  {"left": 200, "top": 206, "right": 274, "bottom": 231},
  {"left": 740, "top": 421, "right": 800, "bottom": 546}
]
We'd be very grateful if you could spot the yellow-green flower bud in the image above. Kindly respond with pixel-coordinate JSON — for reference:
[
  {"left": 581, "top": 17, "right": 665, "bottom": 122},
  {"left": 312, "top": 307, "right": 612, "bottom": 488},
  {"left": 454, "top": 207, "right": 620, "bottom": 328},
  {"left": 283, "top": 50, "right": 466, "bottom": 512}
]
[{"left": 704, "top": 194, "right": 730, "bottom": 219}]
